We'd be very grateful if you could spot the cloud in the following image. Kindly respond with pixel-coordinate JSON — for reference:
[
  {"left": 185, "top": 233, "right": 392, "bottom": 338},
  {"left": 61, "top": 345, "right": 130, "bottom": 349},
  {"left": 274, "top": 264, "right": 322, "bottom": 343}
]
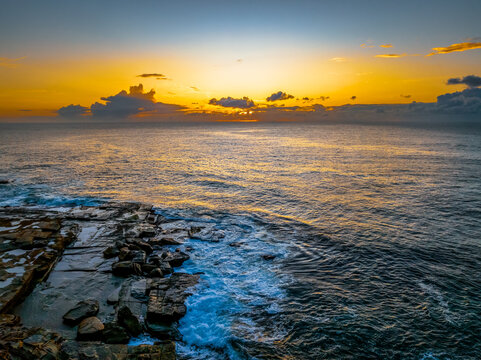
[
  {"left": 360, "top": 43, "right": 375, "bottom": 48},
  {"left": 0, "top": 56, "right": 26, "bottom": 68},
  {"left": 401, "top": 94, "right": 412, "bottom": 99},
  {"left": 318, "top": 96, "right": 330, "bottom": 101},
  {"left": 447, "top": 75, "right": 481, "bottom": 88},
  {"left": 190, "top": 86, "right": 200, "bottom": 91},
  {"left": 330, "top": 57, "right": 346, "bottom": 62},
  {"left": 427, "top": 42, "right": 481, "bottom": 56},
  {"left": 137, "top": 73, "right": 168, "bottom": 80},
  {"left": 266, "top": 91, "right": 295, "bottom": 102},
  {"left": 58, "top": 104, "right": 89, "bottom": 117},
  {"left": 58, "top": 84, "right": 185, "bottom": 119},
  {"left": 350, "top": 96, "right": 357, "bottom": 101},
  {"left": 302, "top": 97, "right": 311, "bottom": 101},
  {"left": 209, "top": 96, "right": 255, "bottom": 108},
  {"left": 375, "top": 53, "right": 406, "bottom": 58},
  {"left": 380, "top": 44, "right": 393, "bottom": 48},
  {"left": 436, "top": 87, "right": 481, "bottom": 113}
]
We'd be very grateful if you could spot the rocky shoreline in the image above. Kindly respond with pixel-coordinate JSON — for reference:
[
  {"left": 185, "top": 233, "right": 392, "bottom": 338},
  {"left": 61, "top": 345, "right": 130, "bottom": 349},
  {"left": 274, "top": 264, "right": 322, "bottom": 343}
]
[{"left": 0, "top": 202, "right": 202, "bottom": 359}]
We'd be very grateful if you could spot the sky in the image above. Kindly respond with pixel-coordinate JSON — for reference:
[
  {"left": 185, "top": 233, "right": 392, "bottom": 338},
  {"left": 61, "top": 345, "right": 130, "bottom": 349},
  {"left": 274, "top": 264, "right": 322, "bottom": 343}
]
[{"left": 1, "top": 0, "right": 481, "bottom": 121}]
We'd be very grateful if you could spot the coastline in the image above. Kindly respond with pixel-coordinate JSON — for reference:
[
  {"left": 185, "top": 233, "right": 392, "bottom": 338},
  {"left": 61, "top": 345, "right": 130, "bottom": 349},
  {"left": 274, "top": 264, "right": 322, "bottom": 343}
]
[{"left": 0, "top": 201, "right": 201, "bottom": 359}]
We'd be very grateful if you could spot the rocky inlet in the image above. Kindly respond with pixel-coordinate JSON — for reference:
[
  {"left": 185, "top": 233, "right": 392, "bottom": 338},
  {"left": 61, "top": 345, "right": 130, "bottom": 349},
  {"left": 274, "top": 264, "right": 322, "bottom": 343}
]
[{"left": 0, "top": 202, "right": 202, "bottom": 359}]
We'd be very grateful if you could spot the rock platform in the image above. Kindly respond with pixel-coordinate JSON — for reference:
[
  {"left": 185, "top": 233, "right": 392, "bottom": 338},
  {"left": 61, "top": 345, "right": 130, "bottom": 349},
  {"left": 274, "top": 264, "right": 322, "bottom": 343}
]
[{"left": 0, "top": 202, "right": 199, "bottom": 359}]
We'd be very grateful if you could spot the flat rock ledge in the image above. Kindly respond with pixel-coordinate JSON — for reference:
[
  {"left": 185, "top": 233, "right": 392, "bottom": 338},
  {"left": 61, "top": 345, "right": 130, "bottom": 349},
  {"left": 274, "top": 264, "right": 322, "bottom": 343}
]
[{"left": 0, "top": 202, "right": 200, "bottom": 359}]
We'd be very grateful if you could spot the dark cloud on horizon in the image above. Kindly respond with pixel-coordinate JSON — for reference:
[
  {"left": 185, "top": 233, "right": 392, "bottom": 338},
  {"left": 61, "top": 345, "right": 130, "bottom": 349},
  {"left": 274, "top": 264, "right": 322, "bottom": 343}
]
[
  {"left": 447, "top": 75, "right": 481, "bottom": 88},
  {"left": 209, "top": 96, "right": 255, "bottom": 108},
  {"left": 266, "top": 91, "right": 294, "bottom": 102},
  {"left": 58, "top": 104, "right": 89, "bottom": 117},
  {"left": 401, "top": 94, "right": 412, "bottom": 99},
  {"left": 59, "top": 84, "right": 184, "bottom": 119},
  {"left": 350, "top": 96, "right": 357, "bottom": 100},
  {"left": 137, "top": 73, "right": 168, "bottom": 80},
  {"left": 436, "top": 87, "right": 481, "bottom": 113}
]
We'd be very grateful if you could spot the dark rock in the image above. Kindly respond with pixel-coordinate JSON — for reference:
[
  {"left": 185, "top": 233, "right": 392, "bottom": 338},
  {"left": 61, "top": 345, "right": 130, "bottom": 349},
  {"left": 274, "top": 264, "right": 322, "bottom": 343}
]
[
  {"left": 229, "top": 242, "right": 243, "bottom": 247},
  {"left": 149, "top": 268, "right": 163, "bottom": 278},
  {"left": 102, "top": 322, "right": 130, "bottom": 344},
  {"left": 118, "top": 247, "right": 131, "bottom": 261},
  {"left": 118, "top": 306, "right": 142, "bottom": 336},
  {"left": 141, "top": 263, "right": 157, "bottom": 274},
  {"left": 132, "top": 239, "right": 153, "bottom": 254},
  {"left": 77, "top": 316, "right": 104, "bottom": 341},
  {"left": 131, "top": 262, "right": 143, "bottom": 276},
  {"left": 63, "top": 299, "right": 99, "bottom": 326},
  {"left": 147, "top": 255, "right": 162, "bottom": 266},
  {"left": 147, "top": 273, "right": 199, "bottom": 323},
  {"left": 112, "top": 261, "right": 134, "bottom": 277},
  {"left": 145, "top": 320, "right": 182, "bottom": 340},
  {"left": 130, "top": 250, "right": 146, "bottom": 264},
  {"left": 159, "top": 261, "right": 172, "bottom": 275},
  {"left": 261, "top": 254, "right": 276, "bottom": 261},
  {"left": 0, "top": 179, "right": 11, "bottom": 184},
  {"left": 163, "top": 250, "right": 190, "bottom": 267},
  {"left": 0, "top": 314, "right": 21, "bottom": 327},
  {"left": 103, "top": 245, "right": 119, "bottom": 259},
  {"left": 150, "top": 237, "right": 182, "bottom": 246}
]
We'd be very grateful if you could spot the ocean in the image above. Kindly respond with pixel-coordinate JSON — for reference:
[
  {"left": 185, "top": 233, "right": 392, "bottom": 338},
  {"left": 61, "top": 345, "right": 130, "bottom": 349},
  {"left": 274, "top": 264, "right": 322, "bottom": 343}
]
[{"left": 1, "top": 121, "right": 480, "bottom": 359}]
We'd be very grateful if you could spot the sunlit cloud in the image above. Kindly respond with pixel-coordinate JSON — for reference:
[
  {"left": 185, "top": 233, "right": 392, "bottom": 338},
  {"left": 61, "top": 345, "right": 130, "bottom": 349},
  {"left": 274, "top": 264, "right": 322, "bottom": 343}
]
[
  {"left": 375, "top": 53, "right": 407, "bottom": 58},
  {"left": 266, "top": 91, "right": 294, "bottom": 102},
  {"left": 329, "top": 57, "right": 346, "bottom": 62},
  {"left": 400, "top": 94, "right": 412, "bottom": 99},
  {"left": 360, "top": 43, "right": 375, "bottom": 48},
  {"left": 380, "top": 44, "right": 393, "bottom": 48},
  {"left": 190, "top": 86, "right": 200, "bottom": 92},
  {"left": 427, "top": 42, "right": 481, "bottom": 56},
  {"left": 0, "top": 56, "right": 26, "bottom": 68},
  {"left": 209, "top": 96, "right": 255, "bottom": 108},
  {"left": 447, "top": 75, "right": 481, "bottom": 88},
  {"left": 137, "top": 73, "right": 169, "bottom": 80}
]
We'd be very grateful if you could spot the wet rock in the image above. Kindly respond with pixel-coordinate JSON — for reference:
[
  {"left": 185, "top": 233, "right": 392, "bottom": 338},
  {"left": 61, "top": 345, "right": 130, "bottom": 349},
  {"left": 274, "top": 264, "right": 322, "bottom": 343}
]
[
  {"left": 141, "top": 263, "right": 157, "bottom": 274},
  {"left": 162, "top": 250, "right": 190, "bottom": 267},
  {"left": 229, "top": 242, "right": 243, "bottom": 247},
  {"left": 118, "top": 305, "right": 142, "bottom": 336},
  {"left": 102, "top": 322, "right": 130, "bottom": 344},
  {"left": 0, "top": 326, "right": 63, "bottom": 360},
  {"left": 132, "top": 239, "right": 153, "bottom": 254},
  {"left": 77, "top": 316, "right": 104, "bottom": 341},
  {"left": 130, "top": 279, "right": 149, "bottom": 301},
  {"left": 147, "top": 273, "right": 199, "bottom": 323},
  {"left": 0, "top": 179, "right": 11, "bottom": 184},
  {"left": 130, "top": 250, "right": 147, "bottom": 264},
  {"left": 103, "top": 245, "right": 119, "bottom": 259},
  {"left": 149, "top": 268, "right": 163, "bottom": 278},
  {"left": 262, "top": 254, "right": 276, "bottom": 261},
  {"left": 159, "top": 261, "right": 173, "bottom": 275},
  {"left": 107, "top": 287, "right": 121, "bottom": 305},
  {"left": 150, "top": 237, "right": 182, "bottom": 246},
  {"left": 112, "top": 261, "right": 142, "bottom": 277},
  {"left": 145, "top": 320, "right": 181, "bottom": 340},
  {"left": 118, "top": 247, "right": 131, "bottom": 261},
  {"left": 0, "top": 313, "right": 21, "bottom": 327},
  {"left": 63, "top": 299, "right": 99, "bottom": 326}
]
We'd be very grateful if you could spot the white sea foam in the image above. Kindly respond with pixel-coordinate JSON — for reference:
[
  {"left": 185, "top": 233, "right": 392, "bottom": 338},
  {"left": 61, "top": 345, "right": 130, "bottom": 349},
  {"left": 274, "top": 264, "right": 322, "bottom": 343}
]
[{"left": 164, "top": 211, "right": 291, "bottom": 359}]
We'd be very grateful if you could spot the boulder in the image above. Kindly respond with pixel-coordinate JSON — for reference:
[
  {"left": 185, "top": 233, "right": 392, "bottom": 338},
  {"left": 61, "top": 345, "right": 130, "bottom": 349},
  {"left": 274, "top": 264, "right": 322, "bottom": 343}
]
[
  {"left": 117, "top": 306, "right": 142, "bottom": 336},
  {"left": 63, "top": 299, "right": 99, "bottom": 326},
  {"left": 149, "top": 268, "right": 163, "bottom": 278},
  {"left": 118, "top": 247, "right": 132, "bottom": 261},
  {"left": 112, "top": 261, "right": 133, "bottom": 277},
  {"left": 102, "top": 322, "right": 130, "bottom": 344},
  {"left": 162, "top": 251, "right": 190, "bottom": 267},
  {"left": 77, "top": 316, "right": 104, "bottom": 341},
  {"left": 103, "top": 245, "right": 119, "bottom": 258}
]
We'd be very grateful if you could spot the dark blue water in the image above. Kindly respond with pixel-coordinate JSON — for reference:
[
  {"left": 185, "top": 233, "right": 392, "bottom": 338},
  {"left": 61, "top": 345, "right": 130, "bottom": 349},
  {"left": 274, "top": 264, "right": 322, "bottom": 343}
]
[{"left": 1, "top": 121, "right": 480, "bottom": 359}]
